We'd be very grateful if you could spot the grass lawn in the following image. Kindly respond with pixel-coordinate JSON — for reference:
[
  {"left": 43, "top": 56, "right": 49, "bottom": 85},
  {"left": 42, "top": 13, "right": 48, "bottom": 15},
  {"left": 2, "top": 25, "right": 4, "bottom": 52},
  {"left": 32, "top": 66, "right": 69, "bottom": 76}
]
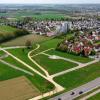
[
  {"left": 54, "top": 62, "right": 100, "bottom": 91},
  {"left": 41, "top": 38, "right": 62, "bottom": 48},
  {"left": 0, "top": 50, "right": 6, "bottom": 56},
  {"left": 30, "top": 38, "right": 63, "bottom": 56},
  {"left": 32, "top": 54, "right": 78, "bottom": 75},
  {"left": 0, "top": 25, "right": 17, "bottom": 34},
  {"left": 46, "top": 49, "right": 93, "bottom": 63},
  {"left": 7, "top": 48, "right": 46, "bottom": 75},
  {"left": 0, "top": 62, "right": 26, "bottom": 81},
  {"left": 87, "top": 92, "right": 100, "bottom": 100},
  {"left": 3, "top": 56, "right": 34, "bottom": 73},
  {"left": 0, "top": 62, "right": 54, "bottom": 93}
]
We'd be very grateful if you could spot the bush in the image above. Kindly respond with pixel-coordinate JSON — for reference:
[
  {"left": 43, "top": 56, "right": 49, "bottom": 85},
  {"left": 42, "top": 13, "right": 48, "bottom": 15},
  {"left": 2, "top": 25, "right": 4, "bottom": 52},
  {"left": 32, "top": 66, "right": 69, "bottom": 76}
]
[
  {"left": 14, "top": 29, "right": 30, "bottom": 37},
  {"left": 90, "top": 50, "right": 96, "bottom": 56}
]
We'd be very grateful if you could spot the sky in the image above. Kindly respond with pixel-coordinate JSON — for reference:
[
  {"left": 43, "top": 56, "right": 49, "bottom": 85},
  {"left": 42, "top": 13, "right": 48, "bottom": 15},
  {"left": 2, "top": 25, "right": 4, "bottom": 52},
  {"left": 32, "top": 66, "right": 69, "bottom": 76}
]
[{"left": 0, "top": 0, "right": 100, "bottom": 4}]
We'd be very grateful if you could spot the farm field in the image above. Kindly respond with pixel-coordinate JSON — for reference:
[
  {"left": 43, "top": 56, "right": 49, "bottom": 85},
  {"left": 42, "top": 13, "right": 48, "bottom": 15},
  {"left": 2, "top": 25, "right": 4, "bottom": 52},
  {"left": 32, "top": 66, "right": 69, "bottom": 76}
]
[
  {"left": 32, "top": 54, "right": 78, "bottom": 75},
  {"left": 54, "top": 62, "right": 100, "bottom": 91},
  {"left": 0, "top": 11, "right": 68, "bottom": 20},
  {"left": 32, "top": 13, "right": 66, "bottom": 20},
  {"left": 0, "top": 76, "right": 40, "bottom": 100},
  {"left": 0, "top": 60, "right": 54, "bottom": 93},
  {"left": 45, "top": 49, "right": 93, "bottom": 63}
]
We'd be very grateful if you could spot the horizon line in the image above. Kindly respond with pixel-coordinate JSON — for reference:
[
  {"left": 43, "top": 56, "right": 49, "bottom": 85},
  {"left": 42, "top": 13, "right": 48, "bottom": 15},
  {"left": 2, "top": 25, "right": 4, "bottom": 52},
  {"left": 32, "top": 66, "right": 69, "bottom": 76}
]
[{"left": 0, "top": 3, "right": 100, "bottom": 5}]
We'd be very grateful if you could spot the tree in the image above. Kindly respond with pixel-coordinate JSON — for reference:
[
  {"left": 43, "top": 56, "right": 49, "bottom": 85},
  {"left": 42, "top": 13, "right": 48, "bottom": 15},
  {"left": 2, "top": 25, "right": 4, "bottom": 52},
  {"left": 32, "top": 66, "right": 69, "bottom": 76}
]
[
  {"left": 14, "top": 29, "right": 30, "bottom": 37},
  {"left": 25, "top": 40, "right": 32, "bottom": 49}
]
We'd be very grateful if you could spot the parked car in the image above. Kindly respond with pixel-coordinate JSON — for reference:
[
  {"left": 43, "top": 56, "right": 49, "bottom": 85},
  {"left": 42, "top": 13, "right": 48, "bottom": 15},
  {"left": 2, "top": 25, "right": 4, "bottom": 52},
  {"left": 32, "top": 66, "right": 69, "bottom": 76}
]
[
  {"left": 58, "top": 98, "right": 62, "bottom": 100},
  {"left": 70, "top": 92, "right": 75, "bottom": 95},
  {"left": 79, "top": 91, "right": 83, "bottom": 94}
]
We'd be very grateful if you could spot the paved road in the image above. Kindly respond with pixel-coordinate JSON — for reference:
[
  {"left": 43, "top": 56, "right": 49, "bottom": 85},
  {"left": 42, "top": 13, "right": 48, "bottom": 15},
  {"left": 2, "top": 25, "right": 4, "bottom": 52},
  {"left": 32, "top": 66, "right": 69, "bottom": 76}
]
[
  {"left": 50, "top": 77, "right": 100, "bottom": 100},
  {"left": 80, "top": 89, "right": 100, "bottom": 100}
]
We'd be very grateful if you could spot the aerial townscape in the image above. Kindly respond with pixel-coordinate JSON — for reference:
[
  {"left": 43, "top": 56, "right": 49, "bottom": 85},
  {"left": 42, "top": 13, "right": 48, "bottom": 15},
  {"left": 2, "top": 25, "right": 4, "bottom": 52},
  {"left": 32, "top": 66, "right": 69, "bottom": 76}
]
[{"left": 0, "top": 1, "right": 100, "bottom": 100}]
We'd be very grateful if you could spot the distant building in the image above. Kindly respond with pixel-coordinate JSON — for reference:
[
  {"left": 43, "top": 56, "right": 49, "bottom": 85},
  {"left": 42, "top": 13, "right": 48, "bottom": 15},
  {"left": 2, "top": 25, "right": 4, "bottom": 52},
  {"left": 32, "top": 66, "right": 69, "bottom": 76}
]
[{"left": 56, "top": 22, "right": 72, "bottom": 34}]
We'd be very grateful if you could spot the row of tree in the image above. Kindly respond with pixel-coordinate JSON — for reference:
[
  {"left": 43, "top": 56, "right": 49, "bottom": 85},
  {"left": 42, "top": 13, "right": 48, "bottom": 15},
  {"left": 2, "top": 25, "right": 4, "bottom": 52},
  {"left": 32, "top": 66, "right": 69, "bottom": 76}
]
[{"left": 0, "top": 29, "right": 30, "bottom": 43}]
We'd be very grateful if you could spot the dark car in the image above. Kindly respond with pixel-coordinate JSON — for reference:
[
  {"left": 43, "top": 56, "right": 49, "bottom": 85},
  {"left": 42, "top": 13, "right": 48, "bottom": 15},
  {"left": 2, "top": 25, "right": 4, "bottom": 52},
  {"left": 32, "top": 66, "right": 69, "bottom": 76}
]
[
  {"left": 70, "top": 92, "right": 75, "bottom": 95},
  {"left": 58, "top": 98, "right": 62, "bottom": 100},
  {"left": 79, "top": 91, "right": 83, "bottom": 94}
]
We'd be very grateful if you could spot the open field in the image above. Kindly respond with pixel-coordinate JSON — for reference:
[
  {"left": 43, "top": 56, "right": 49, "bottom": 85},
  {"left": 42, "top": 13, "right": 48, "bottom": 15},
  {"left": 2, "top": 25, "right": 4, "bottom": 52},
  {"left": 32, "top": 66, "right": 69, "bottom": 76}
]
[
  {"left": 32, "top": 13, "right": 66, "bottom": 20},
  {"left": 0, "top": 25, "right": 17, "bottom": 34},
  {"left": 3, "top": 55, "right": 34, "bottom": 73},
  {"left": 1, "top": 34, "right": 51, "bottom": 46},
  {"left": 0, "top": 76, "right": 40, "bottom": 100},
  {"left": 32, "top": 54, "right": 78, "bottom": 75},
  {"left": 0, "top": 62, "right": 26, "bottom": 81},
  {"left": 0, "top": 25, "right": 17, "bottom": 42},
  {"left": 45, "top": 49, "right": 93, "bottom": 63},
  {"left": 0, "top": 37, "right": 99, "bottom": 99},
  {"left": 0, "top": 25, "right": 30, "bottom": 43},
  {"left": 7, "top": 48, "right": 46, "bottom": 75},
  {"left": 0, "top": 49, "right": 35, "bottom": 73},
  {"left": 0, "top": 60, "right": 54, "bottom": 93},
  {"left": 54, "top": 62, "right": 100, "bottom": 91},
  {"left": 0, "top": 11, "right": 67, "bottom": 20},
  {"left": 87, "top": 92, "right": 100, "bottom": 100},
  {"left": 30, "top": 39, "right": 63, "bottom": 56}
]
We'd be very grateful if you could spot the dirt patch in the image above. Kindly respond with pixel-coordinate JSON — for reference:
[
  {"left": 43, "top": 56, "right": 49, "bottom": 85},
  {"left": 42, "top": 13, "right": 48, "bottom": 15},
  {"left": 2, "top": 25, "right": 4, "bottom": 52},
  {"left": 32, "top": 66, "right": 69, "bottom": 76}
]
[{"left": 0, "top": 76, "right": 40, "bottom": 100}]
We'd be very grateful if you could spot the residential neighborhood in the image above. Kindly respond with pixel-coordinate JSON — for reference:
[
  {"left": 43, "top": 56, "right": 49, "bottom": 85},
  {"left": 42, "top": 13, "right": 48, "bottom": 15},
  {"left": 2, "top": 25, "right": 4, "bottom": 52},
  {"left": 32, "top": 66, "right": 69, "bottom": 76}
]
[{"left": 56, "top": 30, "right": 100, "bottom": 57}]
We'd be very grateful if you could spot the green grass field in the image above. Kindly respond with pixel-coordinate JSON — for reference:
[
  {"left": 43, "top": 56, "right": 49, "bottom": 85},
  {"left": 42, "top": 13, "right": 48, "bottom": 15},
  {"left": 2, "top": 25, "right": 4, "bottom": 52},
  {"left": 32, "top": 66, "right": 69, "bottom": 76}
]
[
  {"left": 0, "top": 25, "right": 17, "bottom": 39},
  {"left": 30, "top": 38, "right": 63, "bottom": 56},
  {"left": 32, "top": 13, "right": 66, "bottom": 20},
  {"left": 0, "top": 25, "right": 30, "bottom": 43},
  {"left": 0, "top": 59, "right": 54, "bottom": 93},
  {"left": 46, "top": 49, "right": 93, "bottom": 63},
  {"left": 87, "top": 92, "right": 100, "bottom": 100},
  {"left": 7, "top": 48, "right": 46, "bottom": 75},
  {"left": 3, "top": 55, "right": 34, "bottom": 73},
  {"left": 0, "top": 25, "right": 17, "bottom": 34},
  {"left": 0, "top": 11, "right": 67, "bottom": 20},
  {"left": 0, "top": 62, "right": 26, "bottom": 81},
  {"left": 32, "top": 54, "right": 78, "bottom": 75},
  {"left": 54, "top": 62, "right": 100, "bottom": 91}
]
